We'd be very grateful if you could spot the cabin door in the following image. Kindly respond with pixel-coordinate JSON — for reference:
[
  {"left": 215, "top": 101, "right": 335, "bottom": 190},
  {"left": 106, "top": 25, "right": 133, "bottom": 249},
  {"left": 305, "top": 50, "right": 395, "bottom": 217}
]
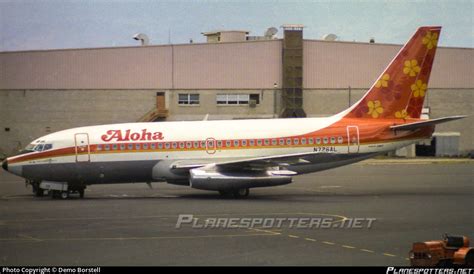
[
  {"left": 74, "top": 133, "right": 91, "bottom": 162},
  {"left": 346, "top": 126, "right": 360, "bottom": 153}
]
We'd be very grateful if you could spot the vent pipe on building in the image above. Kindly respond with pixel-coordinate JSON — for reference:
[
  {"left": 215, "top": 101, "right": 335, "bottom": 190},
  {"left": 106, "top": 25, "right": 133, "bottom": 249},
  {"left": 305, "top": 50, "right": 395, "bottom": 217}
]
[{"left": 133, "top": 33, "right": 150, "bottom": 46}]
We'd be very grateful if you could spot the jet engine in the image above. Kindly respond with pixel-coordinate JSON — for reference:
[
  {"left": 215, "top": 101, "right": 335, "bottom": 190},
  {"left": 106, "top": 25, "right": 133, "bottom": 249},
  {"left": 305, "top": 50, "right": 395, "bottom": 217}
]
[{"left": 189, "top": 168, "right": 293, "bottom": 191}]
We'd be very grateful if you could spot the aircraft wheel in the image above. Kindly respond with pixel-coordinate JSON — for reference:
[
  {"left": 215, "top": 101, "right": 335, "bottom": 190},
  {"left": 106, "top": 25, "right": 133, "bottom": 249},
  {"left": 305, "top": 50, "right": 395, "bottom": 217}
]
[
  {"left": 232, "top": 188, "right": 249, "bottom": 198},
  {"left": 78, "top": 189, "right": 85, "bottom": 198},
  {"left": 32, "top": 183, "right": 44, "bottom": 197},
  {"left": 51, "top": 190, "right": 60, "bottom": 199}
]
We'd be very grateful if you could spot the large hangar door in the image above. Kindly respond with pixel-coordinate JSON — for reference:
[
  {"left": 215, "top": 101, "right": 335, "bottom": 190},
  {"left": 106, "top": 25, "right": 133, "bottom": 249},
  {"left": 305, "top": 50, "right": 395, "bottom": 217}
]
[{"left": 74, "top": 133, "right": 90, "bottom": 162}]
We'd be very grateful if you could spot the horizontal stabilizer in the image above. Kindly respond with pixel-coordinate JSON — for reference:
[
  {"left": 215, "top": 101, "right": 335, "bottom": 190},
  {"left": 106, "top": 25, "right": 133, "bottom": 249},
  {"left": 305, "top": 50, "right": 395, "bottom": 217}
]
[{"left": 390, "top": 115, "right": 466, "bottom": 131}]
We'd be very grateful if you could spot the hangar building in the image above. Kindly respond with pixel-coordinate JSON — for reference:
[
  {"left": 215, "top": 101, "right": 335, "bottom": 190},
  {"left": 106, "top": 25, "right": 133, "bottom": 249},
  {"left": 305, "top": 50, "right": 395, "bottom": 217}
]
[{"left": 1, "top": 26, "right": 472, "bottom": 157}]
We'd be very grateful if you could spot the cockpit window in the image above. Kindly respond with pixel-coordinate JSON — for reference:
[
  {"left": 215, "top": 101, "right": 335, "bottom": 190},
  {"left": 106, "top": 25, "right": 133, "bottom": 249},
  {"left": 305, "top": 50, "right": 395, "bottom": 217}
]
[
  {"left": 34, "top": 144, "right": 44, "bottom": 151},
  {"left": 25, "top": 144, "right": 36, "bottom": 151},
  {"left": 31, "top": 143, "right": 53, "bottom": 152}
]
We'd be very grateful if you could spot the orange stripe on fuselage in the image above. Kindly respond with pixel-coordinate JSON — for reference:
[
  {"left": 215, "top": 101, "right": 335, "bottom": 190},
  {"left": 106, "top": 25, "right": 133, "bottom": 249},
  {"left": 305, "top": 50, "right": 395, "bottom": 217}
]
[{"left": 8, "top": 118, "right": 433, "bottom": 165}]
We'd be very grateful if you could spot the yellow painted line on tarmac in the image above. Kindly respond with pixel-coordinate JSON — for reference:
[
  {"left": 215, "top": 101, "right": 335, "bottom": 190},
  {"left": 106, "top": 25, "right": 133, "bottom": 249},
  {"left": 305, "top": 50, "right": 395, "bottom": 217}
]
[
  {"left": 360, "top": 249, "right": 375, "bottom": 253},
  {"left": 282, "top": 233, "right": 405, "bottom": 261},
  {"left": 17, "top": 234, "right": 42, "bottom": 242}
]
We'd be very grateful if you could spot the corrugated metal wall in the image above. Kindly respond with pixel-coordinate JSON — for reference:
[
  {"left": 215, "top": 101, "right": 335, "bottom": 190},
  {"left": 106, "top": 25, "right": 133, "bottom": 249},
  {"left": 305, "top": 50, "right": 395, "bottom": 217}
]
[
  {"left": 303, "top": 40, "right": 474, "bottom": 89},
  {"left": 1, "top": 40, "right": 472, "bottom": 90},
  {"left": 0, "top": 40, "right": 282, "bottom": 90}
]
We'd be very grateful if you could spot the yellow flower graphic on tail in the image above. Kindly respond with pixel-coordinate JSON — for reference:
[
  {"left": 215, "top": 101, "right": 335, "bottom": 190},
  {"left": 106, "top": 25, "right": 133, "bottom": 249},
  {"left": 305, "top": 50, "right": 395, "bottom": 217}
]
[
  {"left": 375, "top": 74, "right": 390, "bottom": 88},
  {"left": 403, "top": 59, "right": 421, "bottom": 77},
  {"left": 367, "top": 100, "right": 384, "bottom": 118},
  {"left": 422, "top": 31, "right": 438, "bottom": 50},
  {"left": 411, "top": 80, "right": 427, "bottom": 97},
  {"left": 395, "top": 109, "right": 409, "bottom": 119}
]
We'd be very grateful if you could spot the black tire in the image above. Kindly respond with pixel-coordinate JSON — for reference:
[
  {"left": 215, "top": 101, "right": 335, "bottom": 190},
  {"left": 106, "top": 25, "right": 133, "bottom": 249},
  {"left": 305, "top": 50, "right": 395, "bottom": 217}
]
[
  {"left": 51, "top": 190, "right": 60, "bottom": 199},
  {"left": 79, "top": 189, "right": 85, "bottom": 198},
  {"left": 32, "top": 183, "right": 44, "bottom": 197},
  {"left": 232, "top": 188, "right": 250, "bottom": 198}
]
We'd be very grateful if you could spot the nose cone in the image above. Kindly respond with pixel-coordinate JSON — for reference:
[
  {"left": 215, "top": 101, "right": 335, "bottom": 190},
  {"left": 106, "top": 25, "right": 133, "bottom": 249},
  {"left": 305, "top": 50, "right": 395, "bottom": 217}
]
[{"left": 2, "top": 159, "right": 7, "bottom": 171}]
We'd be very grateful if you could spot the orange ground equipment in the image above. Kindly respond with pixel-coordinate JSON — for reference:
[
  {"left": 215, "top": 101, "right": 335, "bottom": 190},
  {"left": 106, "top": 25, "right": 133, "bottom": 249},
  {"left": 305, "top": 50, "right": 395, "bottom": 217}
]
[{"left": 410, "top": 234, "right": 474, "bottom": 267}]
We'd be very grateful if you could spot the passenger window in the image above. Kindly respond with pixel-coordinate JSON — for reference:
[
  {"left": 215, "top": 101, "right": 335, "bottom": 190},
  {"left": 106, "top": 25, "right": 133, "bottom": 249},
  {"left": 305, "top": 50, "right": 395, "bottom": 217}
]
[
  {"left": 264, "top": 139, "right": 270, "bottom": 146},
  {"left": 128, "top": 144, "right": 133, "bottom": 150},
  {"left": 323, "top": 137, "right": 329, "bottom": 144},
  {"left": 97, "top": 144, "right": 102, "bottom": 151},
  {"left": 113, "top": 144, "right": 118, "bottom": 150},
  {"left": 301, "top": 138, "right": 307, "bottom": 145},
  {"left": 234, "top": 140, "right": 239, "bottom": 147},
  {"left": 186, "top": 142, "right": 192, "bottom": 148},
  {"left": 249, "top": 140, "right": 255, "bottom": 146},
  {"left": 105, "top": 145, "right": 110, "bottom": 151},
  {"left": 242, "top": 140, "right": 247, "bottom": 146},
  {"left": 293, "top": 138, "right": 299, "bottom": 145},
  {"left": 194, "top": 141, "right": 199, "bottom": 148},
  {"left": 165, "top": 143, "right": 170, "bottom": 149},
  {"left": 286, "top": 139, "right": 291, "bottom": 145},
  {"left": 135, "top": 144, "right": 140, "bottom": 150},
  {"left": 226, "top": 140, "right": 231, "bottom": 147},
  {"left": 257, "top": 139, "right": 262, "bottom": 146},
  {"left": 338, "top": 136, "right": 344, "bottom": 144},
  {"left": 172, "top": 142, "right": 177, "bottom": 149},
  {"left": 316, "top": 138, "right": 321, "bottom": 144},
  {"left": 279, "top": 139, "right": 284, "bottom": 145},
  {"left": 151, "top": 143, "right": 156, "bottom": 149},
  {"left": 308, "top": 138, "right": 314, "bottom": 145},
  {"left": 143, "top": 143, "right": 149, "bottom": 149},
  {"left": 330, "top": 137, "right": 336, "bottom": 144}
]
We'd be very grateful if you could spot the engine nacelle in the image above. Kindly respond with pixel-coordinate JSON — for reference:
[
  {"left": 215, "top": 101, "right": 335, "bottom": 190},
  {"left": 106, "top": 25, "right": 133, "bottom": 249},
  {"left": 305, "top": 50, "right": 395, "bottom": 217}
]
[{"left": 189, "top": 168, "right": 293, "bottom": 191}]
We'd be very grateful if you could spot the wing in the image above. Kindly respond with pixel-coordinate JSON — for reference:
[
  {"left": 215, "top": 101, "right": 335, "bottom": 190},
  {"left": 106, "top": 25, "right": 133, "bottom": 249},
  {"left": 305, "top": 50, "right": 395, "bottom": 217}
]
[
  {"left": 170, "top": 150, "right": 325, "bottom": 173},
  {"left": 180, "top": 151, "right": 333, "bottom": 191}
]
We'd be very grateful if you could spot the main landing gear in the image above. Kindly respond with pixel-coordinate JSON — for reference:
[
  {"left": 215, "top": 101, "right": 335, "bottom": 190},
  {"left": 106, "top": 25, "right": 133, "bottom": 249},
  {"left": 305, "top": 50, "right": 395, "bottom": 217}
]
[{"left": 218, "top": 188, "right": 250, "bottom": 199}]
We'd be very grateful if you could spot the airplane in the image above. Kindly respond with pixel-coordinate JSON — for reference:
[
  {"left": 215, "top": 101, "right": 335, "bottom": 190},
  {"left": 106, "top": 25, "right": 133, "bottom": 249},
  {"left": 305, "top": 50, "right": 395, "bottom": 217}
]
[{"left": 1, "top": 26, "right": 466, "bottom": 199}]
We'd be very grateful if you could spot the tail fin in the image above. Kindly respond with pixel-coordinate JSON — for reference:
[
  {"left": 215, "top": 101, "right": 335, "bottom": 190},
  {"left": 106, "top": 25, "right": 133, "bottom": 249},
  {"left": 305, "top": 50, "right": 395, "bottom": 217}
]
[{"left": 344, "top": 26, "right": 441, "bottom": 119}]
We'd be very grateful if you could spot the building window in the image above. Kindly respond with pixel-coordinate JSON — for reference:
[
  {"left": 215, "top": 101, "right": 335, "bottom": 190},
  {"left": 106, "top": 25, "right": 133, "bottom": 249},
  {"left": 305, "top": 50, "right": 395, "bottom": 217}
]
[
  {"left": 178, "top": 93, "right": 199, "bottom": 105},
  {"left": 216, "top": 94, "right": 260, "bottom": 105}
]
